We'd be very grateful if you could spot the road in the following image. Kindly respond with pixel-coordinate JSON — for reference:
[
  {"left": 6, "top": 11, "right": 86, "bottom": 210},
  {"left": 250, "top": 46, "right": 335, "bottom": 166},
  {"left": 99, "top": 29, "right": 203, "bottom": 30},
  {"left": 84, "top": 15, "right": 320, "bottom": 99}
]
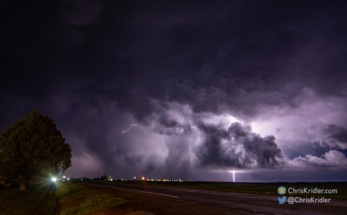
[{"left": 76, "top": 181, "right": 347, "bottom": 215}]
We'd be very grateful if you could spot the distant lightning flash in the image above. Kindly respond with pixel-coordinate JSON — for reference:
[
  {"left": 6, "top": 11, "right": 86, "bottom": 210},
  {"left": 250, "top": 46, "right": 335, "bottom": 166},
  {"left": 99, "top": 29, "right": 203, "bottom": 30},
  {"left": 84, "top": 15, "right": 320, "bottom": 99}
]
[
  {"left": 233, "top": 171, "right": 235, "bottom": 182},
  {"left": 122, "top": 123, "right": 141, "bottom": 133}
]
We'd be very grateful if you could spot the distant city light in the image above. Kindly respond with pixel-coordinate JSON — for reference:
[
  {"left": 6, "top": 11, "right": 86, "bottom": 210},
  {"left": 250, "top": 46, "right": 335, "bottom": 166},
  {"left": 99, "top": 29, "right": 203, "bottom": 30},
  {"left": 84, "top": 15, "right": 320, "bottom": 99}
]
[
  {"left": 142, "top": 177, "right": 144, "bottom": 180},
  {"left": 62, "top": 176, "right": 66, "bottom": 179}
]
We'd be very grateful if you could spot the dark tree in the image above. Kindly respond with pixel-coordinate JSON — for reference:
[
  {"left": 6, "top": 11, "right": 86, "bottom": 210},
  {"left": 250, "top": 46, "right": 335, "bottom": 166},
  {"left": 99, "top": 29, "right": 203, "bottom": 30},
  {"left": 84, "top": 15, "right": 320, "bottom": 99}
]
[
  {"left": 101, "top": 175, "right": 104, "bottom": 180},
  {"left": 0, "top": 110, "right": 72, "bottom": 190},
  {"left": 104, "top": 175, "right": 107, "bottom": 180}
]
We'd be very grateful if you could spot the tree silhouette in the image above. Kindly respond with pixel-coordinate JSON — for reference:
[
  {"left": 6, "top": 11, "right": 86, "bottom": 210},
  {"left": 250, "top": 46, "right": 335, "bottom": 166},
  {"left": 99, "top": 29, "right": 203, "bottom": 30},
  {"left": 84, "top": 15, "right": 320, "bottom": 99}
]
[{"left": 0, "top": 110, "right": 72, "bottom": 190}]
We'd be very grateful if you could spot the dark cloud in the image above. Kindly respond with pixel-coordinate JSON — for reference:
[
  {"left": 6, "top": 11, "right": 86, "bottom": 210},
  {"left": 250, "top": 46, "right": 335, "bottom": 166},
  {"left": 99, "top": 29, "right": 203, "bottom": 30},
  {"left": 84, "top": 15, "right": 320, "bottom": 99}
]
[
  {"left": 324, "top": 124, "right": 347, "bottom": 149},
  {"left": 280, "top": 141, "right": 329, "bottom": 160},
  {"left": 56, "top": 0, "right": 103, "bottom": 26},
  {"left": 196, "top": 122, "right": 283, "bottom": 169},
  {"left": 1, "top": 0, "right": 347, "bottom": 180},
  {"left": 123, "top": 153, "right": 145, "bottom": 166},
  {"left": 2, "top": 1, "right": 346, "bottom": 119},
  {"left": 306, "top": 124, "right": 347, "bottom": 150},
  {"left": 159, "top": 115, "right": 178, "bottom": 128}
]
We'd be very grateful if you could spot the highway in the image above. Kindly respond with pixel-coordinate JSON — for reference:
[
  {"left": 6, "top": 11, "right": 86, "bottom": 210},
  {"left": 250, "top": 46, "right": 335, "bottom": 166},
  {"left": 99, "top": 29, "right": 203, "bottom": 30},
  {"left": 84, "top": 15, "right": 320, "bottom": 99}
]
[{"left": 77, "top": 181, "right": 347, "bottom": 215}]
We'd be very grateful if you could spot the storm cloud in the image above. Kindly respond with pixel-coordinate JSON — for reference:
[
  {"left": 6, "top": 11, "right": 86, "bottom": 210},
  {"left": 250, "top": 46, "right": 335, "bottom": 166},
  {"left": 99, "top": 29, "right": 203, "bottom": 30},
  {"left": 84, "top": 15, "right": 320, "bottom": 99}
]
[
  {"left": 1, "top": 0, "right": 347, "bottom": 181},
  {"left": 196, "top": 122, "right": 283, "bottom": 169},
  {"left": 323, "top": 124, "right": 347, "bottom": 149}
]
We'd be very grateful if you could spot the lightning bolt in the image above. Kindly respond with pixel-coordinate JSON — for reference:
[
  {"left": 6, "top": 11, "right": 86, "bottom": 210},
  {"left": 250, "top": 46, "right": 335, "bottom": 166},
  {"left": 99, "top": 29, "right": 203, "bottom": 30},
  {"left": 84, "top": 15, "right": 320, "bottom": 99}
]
[
  {"left": 122, "top": 123, "right": 141, "bottom": 133},
  {"left": 233, "top": 171, "right": 235, "bottom": 182}
]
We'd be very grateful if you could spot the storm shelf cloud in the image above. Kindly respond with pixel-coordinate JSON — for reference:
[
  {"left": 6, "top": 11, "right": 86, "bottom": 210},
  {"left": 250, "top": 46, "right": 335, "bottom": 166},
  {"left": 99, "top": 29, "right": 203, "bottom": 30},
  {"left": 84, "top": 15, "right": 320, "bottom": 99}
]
[{"left": 1, "top": 0, "right": 347, "bottom": 181}]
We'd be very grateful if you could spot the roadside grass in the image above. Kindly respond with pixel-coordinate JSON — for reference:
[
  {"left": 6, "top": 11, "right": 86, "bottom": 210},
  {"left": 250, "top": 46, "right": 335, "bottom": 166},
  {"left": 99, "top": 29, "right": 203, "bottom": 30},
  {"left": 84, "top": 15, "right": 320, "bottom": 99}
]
[
  {"left": 59, "top": 184, "right": 125, "bottom": 215},
  {"left": 90, "top": 180, "right": 347, "bottom": 199},
  {"left": 0, "top": 181, "right": 125, "bottom": 215}
]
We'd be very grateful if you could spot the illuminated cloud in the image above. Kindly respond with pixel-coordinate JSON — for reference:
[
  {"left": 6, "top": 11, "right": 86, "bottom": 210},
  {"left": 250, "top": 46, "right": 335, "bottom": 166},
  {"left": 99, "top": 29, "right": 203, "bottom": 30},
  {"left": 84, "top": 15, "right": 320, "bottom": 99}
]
[
  {"left": 288, "top": 150, "right": 347, "bottom": 169},
  {"left": 195, "top": 122, "right": 283, "bottom": 169}
]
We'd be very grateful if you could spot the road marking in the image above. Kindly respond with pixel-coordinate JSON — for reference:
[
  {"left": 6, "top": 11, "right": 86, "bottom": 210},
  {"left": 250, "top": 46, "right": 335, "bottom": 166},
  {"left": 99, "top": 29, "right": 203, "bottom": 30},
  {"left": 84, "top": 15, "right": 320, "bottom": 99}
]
[
  {"left": 91, "top": 184, "right": 179, "bottom": 199},
  {"left": 167, "top": 188, "right": 221, "bottom": 196},
  {"left": 113, "top": 187, "right": 180, "bottom": 199},
  {"left": 167, "top": 188, "right": 277, "bottom": 200}
]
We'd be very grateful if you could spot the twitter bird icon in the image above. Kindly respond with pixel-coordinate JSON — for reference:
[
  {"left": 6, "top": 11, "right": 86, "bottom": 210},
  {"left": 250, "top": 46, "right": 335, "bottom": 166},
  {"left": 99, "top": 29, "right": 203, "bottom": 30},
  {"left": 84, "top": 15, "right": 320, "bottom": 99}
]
[{"left": 278, "top": 196, "right": 287, "bottom": 204}]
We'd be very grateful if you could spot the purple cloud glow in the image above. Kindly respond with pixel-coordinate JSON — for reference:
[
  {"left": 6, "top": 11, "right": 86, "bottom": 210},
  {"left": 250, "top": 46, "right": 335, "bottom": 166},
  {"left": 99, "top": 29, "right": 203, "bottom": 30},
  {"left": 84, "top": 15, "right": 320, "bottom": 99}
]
[{"left": 1, "top": 0, "right": 346, "bottom": 182}]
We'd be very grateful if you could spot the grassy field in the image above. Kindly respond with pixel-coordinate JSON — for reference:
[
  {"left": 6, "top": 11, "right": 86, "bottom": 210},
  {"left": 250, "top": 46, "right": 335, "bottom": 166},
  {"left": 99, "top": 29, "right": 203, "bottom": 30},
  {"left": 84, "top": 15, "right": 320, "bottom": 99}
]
[
  {"left": 0, "top": 181, "right": 125, "bottom": 215},
  {"left": 103, "top": 180, "right": 347, "bottom": 199}
]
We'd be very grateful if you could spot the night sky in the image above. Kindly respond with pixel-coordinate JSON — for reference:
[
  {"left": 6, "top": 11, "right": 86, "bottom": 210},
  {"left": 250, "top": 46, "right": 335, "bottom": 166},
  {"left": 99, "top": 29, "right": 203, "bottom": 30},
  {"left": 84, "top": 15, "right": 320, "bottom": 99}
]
[{"left": 1, "top": 0, "right": 347, "bottom": 182}]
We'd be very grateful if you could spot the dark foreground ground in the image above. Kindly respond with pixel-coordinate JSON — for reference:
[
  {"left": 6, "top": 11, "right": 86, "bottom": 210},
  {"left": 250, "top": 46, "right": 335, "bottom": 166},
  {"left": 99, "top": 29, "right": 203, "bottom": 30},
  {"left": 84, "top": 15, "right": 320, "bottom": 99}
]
[
  {"left": 76, "top": 181, "right": 347, "bottom": 215},
  {"left": 0, "top": 182, "right": 126, "bottom": 215}
]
